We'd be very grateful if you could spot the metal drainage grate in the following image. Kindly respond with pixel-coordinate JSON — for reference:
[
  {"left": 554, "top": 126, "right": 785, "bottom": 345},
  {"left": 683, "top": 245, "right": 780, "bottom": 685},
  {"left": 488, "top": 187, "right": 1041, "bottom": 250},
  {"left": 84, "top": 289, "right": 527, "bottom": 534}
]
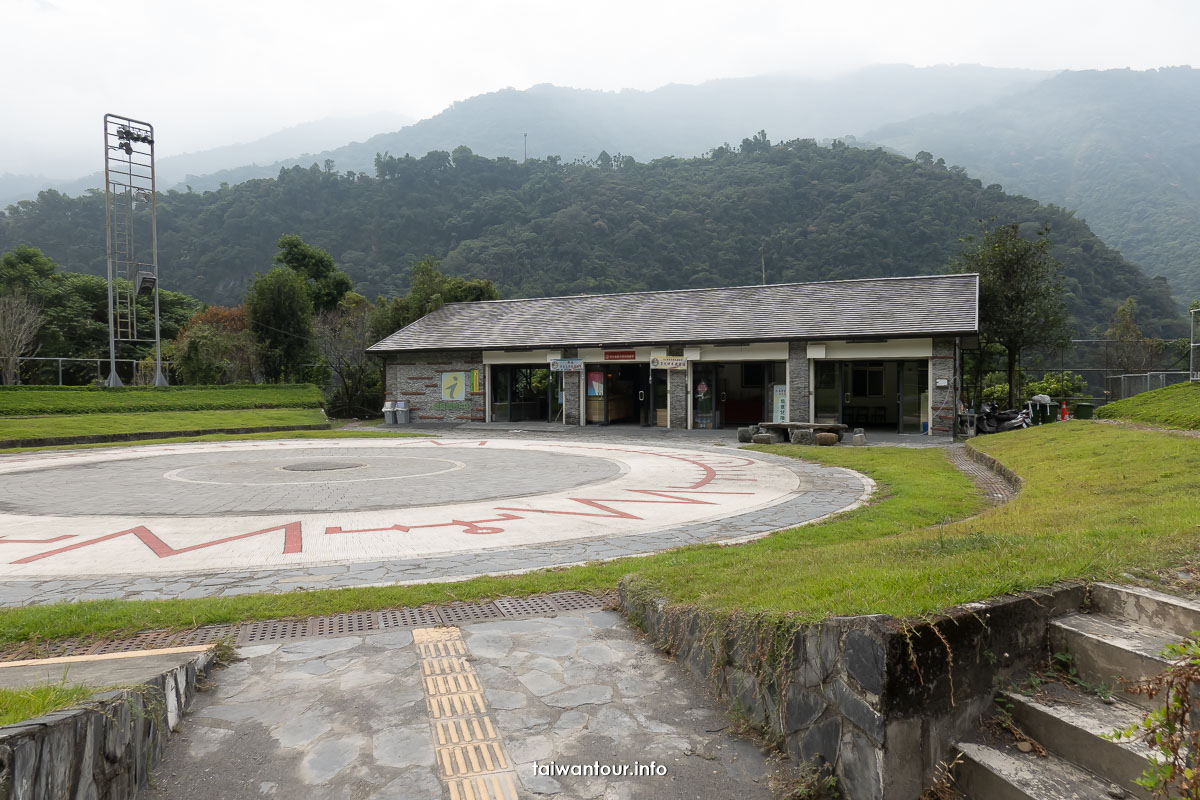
[
  {"left": 546, "top": 591, "right": 609, "bottom": 612},
  {"left": 380, "top": 606, "right": 443, "bottom": 628},
  {"left": 312, "top": 612, "right": 377, "bottom": 637},
  {"left": 438, "top": 601, "right": 503, "bottom": 624},
  {"left": 175, "top": 625, "right": 236, "bottom": 646},
  {"left": 92, "top": 629, "right": 182, "bottom": 655},
  {"left": 3, "top": 592, "right": 618, "bottom": 664},
  {"left": 237, "top": 619, "right": 310, "bottom": 645},
  {"left": 494, "top": 595, "right": 559, "bottom": 618}
]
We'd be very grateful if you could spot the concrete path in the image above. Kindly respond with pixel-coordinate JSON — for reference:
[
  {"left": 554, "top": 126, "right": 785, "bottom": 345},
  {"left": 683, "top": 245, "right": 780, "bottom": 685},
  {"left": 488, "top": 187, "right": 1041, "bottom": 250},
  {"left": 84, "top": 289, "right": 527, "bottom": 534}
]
[
  {"left": 0, "top": 437, "right": 871, "bottom": 606},
  {"left": 146, "top": 610, "right": 776, "bottom": 800},
  {"left": 0, "top": 646, "right": 209, "bottom": 690}
]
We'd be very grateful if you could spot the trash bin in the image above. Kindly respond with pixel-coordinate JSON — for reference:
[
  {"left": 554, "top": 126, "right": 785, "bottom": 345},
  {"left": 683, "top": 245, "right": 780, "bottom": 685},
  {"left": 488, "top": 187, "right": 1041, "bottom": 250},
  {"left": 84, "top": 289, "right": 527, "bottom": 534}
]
[
  {"left": 382, "top": 401, "right": 396, "bottom": 425},
  {"left": 394, "top": 400, "right": 410, "bottom": 424},
  {"left": 1075, "top": 402, "right": 1095, "bottom": 420}
]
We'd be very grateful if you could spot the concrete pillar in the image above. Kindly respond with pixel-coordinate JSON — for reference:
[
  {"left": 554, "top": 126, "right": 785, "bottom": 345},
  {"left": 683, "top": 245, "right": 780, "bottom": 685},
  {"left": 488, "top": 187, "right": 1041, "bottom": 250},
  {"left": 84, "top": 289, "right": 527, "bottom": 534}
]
[
  {"left": 930, "top": 337, "right": 956, "bottom": 436},
  {"left": 787, "top": 341, "right": 811, "bottom": 423}
]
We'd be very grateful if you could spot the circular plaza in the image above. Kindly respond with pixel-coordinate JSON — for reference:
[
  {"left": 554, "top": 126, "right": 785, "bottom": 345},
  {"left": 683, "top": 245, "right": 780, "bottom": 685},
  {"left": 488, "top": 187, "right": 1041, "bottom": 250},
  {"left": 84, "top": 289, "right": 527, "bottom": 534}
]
[{"left": 0, "top": 436, "right": 873, "bottom": 595}]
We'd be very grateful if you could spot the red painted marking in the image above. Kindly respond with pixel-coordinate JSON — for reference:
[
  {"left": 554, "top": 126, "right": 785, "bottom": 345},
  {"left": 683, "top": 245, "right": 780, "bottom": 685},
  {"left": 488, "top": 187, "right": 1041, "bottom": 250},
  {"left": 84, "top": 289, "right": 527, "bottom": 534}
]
[
  {"left": 548, "top": 444, "right": 719, "bottom": 489},
  {"left": 496, "top": 489, "right": 753, "bottom": 520},
  {"left": 325, "top": 513, "right": 523, "bottom": 537},
  {"left": 0, "top": 535, "right": 75, "bottom": 545},
  {"left": 12, "top": 521, "right": 303, "bottom": 564}
]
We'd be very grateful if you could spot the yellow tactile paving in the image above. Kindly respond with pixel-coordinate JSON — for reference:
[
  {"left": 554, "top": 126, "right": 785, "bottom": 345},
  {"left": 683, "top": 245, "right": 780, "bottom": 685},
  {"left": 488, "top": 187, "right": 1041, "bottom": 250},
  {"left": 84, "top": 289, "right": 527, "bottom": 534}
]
[{"left": 414, "top": 626, "right": 521, "bottom": 798}]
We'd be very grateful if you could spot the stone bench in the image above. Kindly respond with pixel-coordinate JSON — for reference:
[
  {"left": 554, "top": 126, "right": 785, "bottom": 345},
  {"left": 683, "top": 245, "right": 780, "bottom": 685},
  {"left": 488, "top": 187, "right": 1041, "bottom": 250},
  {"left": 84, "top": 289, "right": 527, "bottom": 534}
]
[{"left": 740, "top": 422, "right": 850, "bottom": 445}]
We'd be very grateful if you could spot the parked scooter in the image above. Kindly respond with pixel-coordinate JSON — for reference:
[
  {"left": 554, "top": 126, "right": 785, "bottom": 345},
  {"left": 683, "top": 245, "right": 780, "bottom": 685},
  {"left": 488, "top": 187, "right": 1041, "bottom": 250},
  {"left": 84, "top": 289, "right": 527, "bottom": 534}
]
[{"left": 977, "top": 401, "right": 1031, "bottom": 434}]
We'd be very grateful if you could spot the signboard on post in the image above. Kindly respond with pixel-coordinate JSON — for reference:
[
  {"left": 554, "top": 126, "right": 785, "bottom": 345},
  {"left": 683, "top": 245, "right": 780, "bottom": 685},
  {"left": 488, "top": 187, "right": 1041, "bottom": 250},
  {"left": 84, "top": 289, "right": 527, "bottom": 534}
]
[
  {"left": 550, "top": 358, "right": 584, "bottom": 372},
  {"left": 773, "top": 385, "right": 788, "bottom": 423},
  {"left": 650, "top": 356, "right": 687, "bottom": 370}
]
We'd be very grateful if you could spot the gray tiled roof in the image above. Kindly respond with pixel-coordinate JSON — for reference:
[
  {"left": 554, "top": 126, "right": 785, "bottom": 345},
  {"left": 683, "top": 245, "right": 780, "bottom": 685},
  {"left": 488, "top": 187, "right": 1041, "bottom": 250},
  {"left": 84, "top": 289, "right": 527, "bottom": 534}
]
[{"left": 368, "top": 273, "right": 979, "bottom": 352}]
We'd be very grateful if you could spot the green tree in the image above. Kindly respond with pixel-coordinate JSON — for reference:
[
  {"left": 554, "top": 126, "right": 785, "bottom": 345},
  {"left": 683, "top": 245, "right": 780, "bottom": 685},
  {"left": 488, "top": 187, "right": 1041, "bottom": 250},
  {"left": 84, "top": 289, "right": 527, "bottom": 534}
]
[
  {"left": 0, "top": 245, "right": 56, "bottom": 296},
  {"left": 246, "top": 267, "right": 313, "bottom": 382},
  {"left": 369, "top": 258, "right": 499, "bottom": 342},
  {"left": 1107, "top": 296, "right": 1162, "bottom": 373},
  {"left": 273, "top": 234, "right": 352, "bottom": 314},
  {"left": 954, "top": 222, "right": 1069, "bottom": 407},
  {"left": 316, "top": 292, "right": 381, "bottom": 416},
  {"left": 170, "top": 305, "right": 256, "bottom": 384}
]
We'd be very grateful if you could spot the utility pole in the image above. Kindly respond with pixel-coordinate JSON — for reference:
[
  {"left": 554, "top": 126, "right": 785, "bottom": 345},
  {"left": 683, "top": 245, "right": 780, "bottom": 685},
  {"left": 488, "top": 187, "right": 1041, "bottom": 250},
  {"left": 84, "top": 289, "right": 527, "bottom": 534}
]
[
  {"left": 523, "top": 133, "right": 528, "bottom": 163},
  {"left": 761, "top": 243, "right": 766, "bottom": 285}
]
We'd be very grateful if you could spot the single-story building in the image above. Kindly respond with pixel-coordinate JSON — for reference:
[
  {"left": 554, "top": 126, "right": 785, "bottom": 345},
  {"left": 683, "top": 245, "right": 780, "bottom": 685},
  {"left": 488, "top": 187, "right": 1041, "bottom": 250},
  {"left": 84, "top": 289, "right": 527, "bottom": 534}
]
[{"left": 367, "top": 273, "right": 979, "bottom": 436}]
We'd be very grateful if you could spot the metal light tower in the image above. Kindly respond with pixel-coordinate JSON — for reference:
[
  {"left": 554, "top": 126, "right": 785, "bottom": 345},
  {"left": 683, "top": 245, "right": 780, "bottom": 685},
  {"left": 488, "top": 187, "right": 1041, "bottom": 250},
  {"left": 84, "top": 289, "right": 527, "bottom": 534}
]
[
  {"left": 1191, "top": 307, "right": 1199, "bottom": 382},
  {"left": 103, "top": 113, "right": 166, "bottom": 387}
]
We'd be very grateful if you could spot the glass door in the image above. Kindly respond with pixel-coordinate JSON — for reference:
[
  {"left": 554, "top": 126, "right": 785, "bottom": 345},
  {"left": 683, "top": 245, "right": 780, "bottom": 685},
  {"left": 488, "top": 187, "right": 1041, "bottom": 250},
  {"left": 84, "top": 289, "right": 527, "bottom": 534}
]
[
  {"left": 898, "top": 360, "right": 928, "bottom": 433},
  {"left": 650, "top": 368, "right": 668, "bottom": 426},
  {"left": 693, "top": 365, "right": 715, "bottom": 429},
  {"left": 813, "top": 361, "right": 841, "bottom": 424}
]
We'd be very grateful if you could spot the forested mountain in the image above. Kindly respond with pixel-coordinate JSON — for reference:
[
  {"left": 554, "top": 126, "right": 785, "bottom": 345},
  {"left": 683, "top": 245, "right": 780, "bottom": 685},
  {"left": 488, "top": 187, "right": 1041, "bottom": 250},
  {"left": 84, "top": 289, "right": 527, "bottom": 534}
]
[
  {"left": 0, "top": 112, "right": 412, "bottom": 207},
  {"left": 867, "top": 67, "right": 1200, "bottom": 304},
  {"left": 157, "top": 65, "right": 1052, "bottom": 193},
  {"left": 0, "top": 139, "right": 1181, "bottom": 336}
]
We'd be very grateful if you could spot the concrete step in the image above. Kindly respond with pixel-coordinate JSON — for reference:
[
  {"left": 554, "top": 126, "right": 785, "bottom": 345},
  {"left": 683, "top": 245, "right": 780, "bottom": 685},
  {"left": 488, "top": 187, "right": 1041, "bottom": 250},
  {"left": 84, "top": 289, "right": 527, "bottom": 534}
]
[
  {"left": 1049, "top": 612, "right": 1176, "bottom": 709},
  {"left": 957, "top": 740, "right": 1131, "bottom": 800},
  {"left": 1091, "top": 583, "right": 1200, "bottom": 640},
  {"left": 1001, "top": 689, "right": 1152, "bottom": 797}
]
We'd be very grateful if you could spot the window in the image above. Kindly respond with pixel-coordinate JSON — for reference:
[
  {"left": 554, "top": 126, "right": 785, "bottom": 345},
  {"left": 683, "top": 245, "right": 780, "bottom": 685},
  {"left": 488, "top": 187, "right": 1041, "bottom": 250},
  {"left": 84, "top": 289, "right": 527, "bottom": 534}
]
[{"left": 852, "top": 364, "right": 884, "bottom": 397}]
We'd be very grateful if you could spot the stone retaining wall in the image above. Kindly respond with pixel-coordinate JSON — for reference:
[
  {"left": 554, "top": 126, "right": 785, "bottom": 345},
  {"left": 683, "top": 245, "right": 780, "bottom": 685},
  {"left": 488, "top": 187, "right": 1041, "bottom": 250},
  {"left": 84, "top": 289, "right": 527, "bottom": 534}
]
[
  {"left": 0, "top": 651, "right": 213, "bottom": 800},
  {"left": 619, "top": 579, "right": 1084, "bottom": 799},
  {"left": 963, "top": 442, "right": 1025, "bottom": 491}
]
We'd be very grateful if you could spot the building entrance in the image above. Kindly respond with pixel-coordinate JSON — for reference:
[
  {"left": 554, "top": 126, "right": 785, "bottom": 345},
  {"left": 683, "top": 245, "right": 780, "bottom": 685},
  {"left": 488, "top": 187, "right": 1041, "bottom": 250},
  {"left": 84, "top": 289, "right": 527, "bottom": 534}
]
[
  {"left": 584, "top": 364, "right": 667, "bottom": 426},
  {"left": 813, "top": 360, "right": 929, "bottom": 433},
  {"left": 490, "top": 364, "right": 560, "bottom": 423},
  {"left": 692, "top": 361, "right": 785, "bottom": 429}
]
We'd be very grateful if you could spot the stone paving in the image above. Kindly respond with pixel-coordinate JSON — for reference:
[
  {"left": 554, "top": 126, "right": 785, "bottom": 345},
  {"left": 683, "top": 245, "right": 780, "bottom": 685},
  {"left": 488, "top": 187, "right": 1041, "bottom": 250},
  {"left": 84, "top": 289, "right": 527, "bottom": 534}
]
[
  {"left": 145, "top": 611, "right": 777, "bottom": 800},
  {"left": 0, "top": 437, "right": 872, "bottom": 607}
]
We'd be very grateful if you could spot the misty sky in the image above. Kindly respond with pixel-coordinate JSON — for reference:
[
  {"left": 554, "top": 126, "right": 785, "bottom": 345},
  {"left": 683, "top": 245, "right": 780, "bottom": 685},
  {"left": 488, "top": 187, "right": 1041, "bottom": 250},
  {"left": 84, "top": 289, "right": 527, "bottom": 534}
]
[{"left": 2, "top": 0, "right": 1197, "bottom": 179}]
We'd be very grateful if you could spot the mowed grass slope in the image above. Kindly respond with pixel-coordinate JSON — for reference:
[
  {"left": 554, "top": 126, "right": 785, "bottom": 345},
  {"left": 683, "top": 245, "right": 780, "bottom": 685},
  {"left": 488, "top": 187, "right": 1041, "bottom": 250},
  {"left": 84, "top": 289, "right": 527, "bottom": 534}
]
[
  {"left": 0, "top": 384, "right": 323, "bottom": 415},
  {"left": 1096, "top": 381, "right": 1200, "bottom": 430},
  {"left": 0, "top": 408, "right": 327, "bottom": 443},
  {"left": 0, "top": 384, "right": 330, "bottom": 445},
  {"left": 5, "top": 420, "right": 1195, "bottom": 645}
]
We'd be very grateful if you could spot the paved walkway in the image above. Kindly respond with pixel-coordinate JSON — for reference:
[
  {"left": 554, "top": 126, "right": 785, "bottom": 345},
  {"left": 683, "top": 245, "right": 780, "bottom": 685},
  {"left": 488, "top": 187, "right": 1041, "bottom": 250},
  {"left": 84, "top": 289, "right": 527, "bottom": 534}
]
[
  {"left": 145, "top": 611, "right": 777, "bottom": 800},
  {"left": 0, "top": 437, "right": 872, "bottom": 607}
]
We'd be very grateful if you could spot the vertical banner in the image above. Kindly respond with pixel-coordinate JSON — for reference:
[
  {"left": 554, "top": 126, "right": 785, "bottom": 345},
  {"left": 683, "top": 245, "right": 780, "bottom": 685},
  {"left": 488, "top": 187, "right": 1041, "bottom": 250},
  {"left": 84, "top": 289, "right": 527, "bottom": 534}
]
[{"left": 773, "top": 385, "right": 788, "bottom": 423}]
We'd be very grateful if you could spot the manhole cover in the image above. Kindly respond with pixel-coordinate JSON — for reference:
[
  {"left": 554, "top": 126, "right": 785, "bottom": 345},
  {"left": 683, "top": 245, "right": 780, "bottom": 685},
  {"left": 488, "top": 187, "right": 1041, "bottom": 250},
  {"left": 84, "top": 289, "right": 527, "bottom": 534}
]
[{"left": 280, "top": 461, "right": 367, "bottom": 472}]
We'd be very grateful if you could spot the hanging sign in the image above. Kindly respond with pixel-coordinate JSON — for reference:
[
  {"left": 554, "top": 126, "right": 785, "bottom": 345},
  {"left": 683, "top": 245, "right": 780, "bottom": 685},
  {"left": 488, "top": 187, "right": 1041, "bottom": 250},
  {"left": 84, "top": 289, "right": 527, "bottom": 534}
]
[
  {"left": 603, "top": 350, "right": 637, "bottom": 361},
  {"left": 650, "top": 356, "right": 687, "bottom": 370},
  {"left": 550, "top": 358, "right": 584, "bottom": 372}
]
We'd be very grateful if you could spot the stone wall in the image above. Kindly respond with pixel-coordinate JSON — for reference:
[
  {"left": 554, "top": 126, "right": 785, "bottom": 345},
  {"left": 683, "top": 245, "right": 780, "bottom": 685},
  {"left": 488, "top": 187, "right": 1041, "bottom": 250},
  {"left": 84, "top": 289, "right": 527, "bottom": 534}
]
[
  {"left": 930, "top": 338, "right": 957, "bottom": 436},
  {"left": 619, "top": 579, "right": 1085, "bottom": 799},
  {"left": 385, "top": 350, "right": 485, "bottom": 423},
  {"left": 0, "top": 651, "right": 213, "bottom": 800},
  {"left": 786, "top": 341, "right": 811, "bottom": 423}
]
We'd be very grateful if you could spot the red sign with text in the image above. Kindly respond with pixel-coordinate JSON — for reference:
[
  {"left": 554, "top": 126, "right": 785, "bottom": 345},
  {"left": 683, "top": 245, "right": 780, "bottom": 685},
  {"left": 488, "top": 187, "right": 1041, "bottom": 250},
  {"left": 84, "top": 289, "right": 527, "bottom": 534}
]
[{"left": 603, "top": 350, "right": 637, "bottom": 361}]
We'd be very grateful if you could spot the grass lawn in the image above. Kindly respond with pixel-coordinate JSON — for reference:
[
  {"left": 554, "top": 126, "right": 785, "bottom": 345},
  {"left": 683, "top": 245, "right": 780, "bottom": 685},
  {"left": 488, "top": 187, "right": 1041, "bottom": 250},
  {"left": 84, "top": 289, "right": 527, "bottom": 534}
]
[
  {"left": 1096, "top": 381, "right": 1200, "bottom": 430},
  {"left": 0, "top": 683, "right": 101, "bottom": 726},
  {"left": 0, "top": 426, "right": 423, "bottom": 454},
  {"left": 0, "top": 420, "right": 1195, "bottom": 644},
  {"left": 0, "top": 408, "right": 329, "bottom": 444},
  {"left": 0, "top": 384, "right": 323, "bottom": 416}
]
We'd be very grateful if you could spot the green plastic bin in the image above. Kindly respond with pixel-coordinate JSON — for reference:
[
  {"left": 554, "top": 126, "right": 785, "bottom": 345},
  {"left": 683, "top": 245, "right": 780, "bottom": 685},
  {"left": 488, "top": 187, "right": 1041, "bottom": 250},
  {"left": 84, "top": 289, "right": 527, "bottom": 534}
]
[{"left": 1075, "top": 402, "right": 1095, "bottom": 420}]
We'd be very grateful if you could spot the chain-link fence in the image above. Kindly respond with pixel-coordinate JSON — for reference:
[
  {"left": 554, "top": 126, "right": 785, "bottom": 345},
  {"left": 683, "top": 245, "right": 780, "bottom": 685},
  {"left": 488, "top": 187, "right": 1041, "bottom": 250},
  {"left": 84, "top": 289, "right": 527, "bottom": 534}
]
[{"left": 965, "top": 337, "right": 1194, "bottom": 409}]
